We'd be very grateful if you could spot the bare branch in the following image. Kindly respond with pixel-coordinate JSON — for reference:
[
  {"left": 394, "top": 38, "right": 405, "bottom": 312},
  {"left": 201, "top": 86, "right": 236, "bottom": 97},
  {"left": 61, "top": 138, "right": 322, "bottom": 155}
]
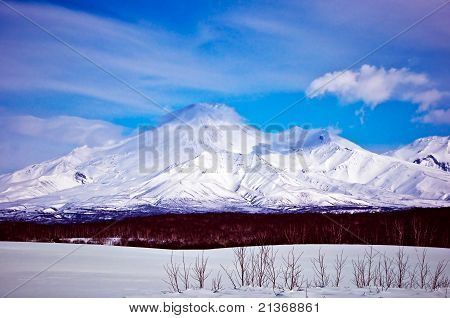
[
  {"left": 333, "top": 249, "right": 347, "bottom": 287},
  {"left": 220, "top": 264, "right": 237, "bottom": 289},
  {"left": 430, "top": 260, "right": 449, "bottom": 290},
  {"left": 180, "top": 252, "right": 191, "bottom": 290},
  {"left": 282, "top": 247, "right": 304, "bottom": 290},
  {"left": 163, "top": 252, "right": 181, "bottom": 293},
  {"left": 190, "top": 252, "right": 210, "bottom": 289},
  {"left": 211, "top": 271, "right": 223, "bottom": 293},
  {"left": 394, "top": 247, "right": 409, "bottom": 288},
  {"left": 311, "top": 248, "right": 330, "bottom": 287},
  {"left": 265, "top": 247, "right": 280, "bottom": 290},
  {"left": 416, "top": 249, "right": 430, "bottom": 289},
  {"left": 233, "top": 247, "right": 249, "bottom": 287}
]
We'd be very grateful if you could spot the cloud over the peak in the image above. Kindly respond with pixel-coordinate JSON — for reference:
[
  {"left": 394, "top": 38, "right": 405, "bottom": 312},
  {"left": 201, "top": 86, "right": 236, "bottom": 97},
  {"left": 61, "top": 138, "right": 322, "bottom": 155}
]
[{"left": 306, "top": 65, "right": 445, "bottom": 111}]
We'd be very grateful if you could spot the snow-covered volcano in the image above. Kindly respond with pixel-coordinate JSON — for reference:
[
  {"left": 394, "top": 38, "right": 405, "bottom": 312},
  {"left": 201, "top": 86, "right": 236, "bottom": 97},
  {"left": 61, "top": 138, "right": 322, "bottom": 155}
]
[{"left": 0, "top": 103, "right": 449, "bottom": 218}]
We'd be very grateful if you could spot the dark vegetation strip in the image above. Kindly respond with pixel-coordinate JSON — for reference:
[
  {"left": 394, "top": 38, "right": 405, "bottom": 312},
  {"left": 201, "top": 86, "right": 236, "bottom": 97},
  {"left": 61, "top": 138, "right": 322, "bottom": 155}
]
[{"left": 0, "top": 208, "right": 448, "bottom": 249}]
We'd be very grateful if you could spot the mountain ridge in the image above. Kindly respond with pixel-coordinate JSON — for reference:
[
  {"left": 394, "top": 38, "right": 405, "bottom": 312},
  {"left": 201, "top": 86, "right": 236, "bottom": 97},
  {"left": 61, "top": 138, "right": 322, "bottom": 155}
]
[
  {"left": 386, "top": 136, "right": 449, "bottom": 172},
  {"left": 0, "top": 104, "right": 449, "bottom": 220}
]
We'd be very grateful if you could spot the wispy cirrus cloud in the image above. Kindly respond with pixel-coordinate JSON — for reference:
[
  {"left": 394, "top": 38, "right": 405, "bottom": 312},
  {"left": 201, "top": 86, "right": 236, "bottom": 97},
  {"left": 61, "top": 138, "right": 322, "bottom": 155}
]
[
  {"left": 1, "top": 1, "right": 449, "bottom": 116},
  {"left": 0, "top": 2, "right": 231, "bottom": 111},
  {"left": 0, "top": 1, "right": 311, "bottom": 114},
  {"left": 0, "top": 113, "right": 127, "bottom": 173}
]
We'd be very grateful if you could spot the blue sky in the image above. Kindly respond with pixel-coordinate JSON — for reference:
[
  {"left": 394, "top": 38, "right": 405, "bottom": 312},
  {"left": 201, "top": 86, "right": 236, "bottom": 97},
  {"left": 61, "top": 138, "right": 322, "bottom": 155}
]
[{"left": 0, "top": 0, "right": 449, "bottom": 172}]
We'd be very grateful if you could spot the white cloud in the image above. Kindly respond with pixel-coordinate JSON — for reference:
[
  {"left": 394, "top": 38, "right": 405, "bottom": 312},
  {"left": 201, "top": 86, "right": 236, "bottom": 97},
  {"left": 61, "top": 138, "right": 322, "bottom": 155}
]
[
  {"left": 0, "top": 1, "right": 313, "bottom": 112},
  {"left": 413, "top": 109, "right": 450, "bottom": 125},
  {"left": 1, "top": 1, "right": 449, "bottom": 116},
  {"left": 0, "top": 115, "right": 126, "bottom": 173},
  {"left": 407, "top": 89, "right": 446, "bottom": 112},
  {"left": 2, "top": 115, "right": 125, "bottom": 146},
  {"left": 306, "top": 65, "right": 444, "bottom": 110}
]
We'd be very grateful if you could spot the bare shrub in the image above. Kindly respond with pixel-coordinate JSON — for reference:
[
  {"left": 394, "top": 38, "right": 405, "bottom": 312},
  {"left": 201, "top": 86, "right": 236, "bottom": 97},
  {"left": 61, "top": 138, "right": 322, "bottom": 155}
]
[
  {"left": 381, "top": 253, "right": 395, "bottom": 289},
  {"left": 352, "top": 248, "right": 402, "bottom": 289},
  {"left": 333, "top": 250, "right": 347, "bottom": 287},
  {"left": 191, "top": 252, "right": 210, "bottom": 289},
  {"left": 246, "top": 250, "right": 256, "bottom": 286},
  {"left": 430, "top": 260, "right": 449, "bottom": 290},
  {"left": 364, "top": 247, "right": 378, "bottom": 286},
  {"left": 233, "top": 247, "right": 249, "bottom": 287},
  {"left": 416, "top": 249, "right": 430, "bottom": 289},
  {"left": 373, "top": 256, "right": 384, "bottom": 288},
  {"left": 311, "top": 248, "right": 330, "bottom": 287},
  {"left": 351, "top": 255, "right": 367, "bottom": 288},
  {"left": 407, "top": 264, "right": 418, "bottom": 289},
  {"left": 394, "top": 248, "right": 409, "bottom": 288},
  {"left": 253, "top": 246, "right": 270, "bottom": 287},
  {"left": 211, "top": 271, "right": 223, "bottom": 293},
  {"left": 265, "top": 247, "right": 280, "bottom": 289},
  {"left": 220, "top": 264, "right": 237, "bottom": 289},
  {"left": 180, "top": 253, "right": 191, "bottom": 290},
  {"left": 163, "top": 252, "right": 181, "bottom": 293},
  {"left": 282, "top": 247, "right": 304, "bottom": 290}
]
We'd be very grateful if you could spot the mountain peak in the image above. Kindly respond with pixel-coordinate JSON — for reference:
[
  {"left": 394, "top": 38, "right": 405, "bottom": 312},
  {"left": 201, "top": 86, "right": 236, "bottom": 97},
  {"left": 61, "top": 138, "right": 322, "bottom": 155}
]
[
  {"left": 411, "top": 135, "right": 449, "bottom": 146},
  {"left": 386, "top": 135, "right": 449, "bottom": 172},
  {"left": 161, "top": 103, "right": 244, "bottom": 126}
]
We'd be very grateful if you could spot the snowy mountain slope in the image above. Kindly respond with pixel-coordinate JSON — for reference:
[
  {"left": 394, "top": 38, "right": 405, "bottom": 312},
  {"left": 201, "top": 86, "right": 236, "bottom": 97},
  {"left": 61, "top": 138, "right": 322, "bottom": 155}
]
[
  {"left": 386, "top": 136, "right": 449, "bottom": 172},
  {"left": 0, "top": 103, "right": 449, "bottom": 216}
]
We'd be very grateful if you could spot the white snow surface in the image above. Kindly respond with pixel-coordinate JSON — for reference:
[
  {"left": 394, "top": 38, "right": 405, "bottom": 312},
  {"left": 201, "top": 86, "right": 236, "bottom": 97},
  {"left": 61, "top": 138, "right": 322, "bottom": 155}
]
[
  {"left": 0, "top": 242, "right": 448, "bottom": 298},
  {"left": 386, "top": 136, "right": 449, "bottom": 172},
  {"left": 0, "top": 103, "right": 449, "bottom": 214}
]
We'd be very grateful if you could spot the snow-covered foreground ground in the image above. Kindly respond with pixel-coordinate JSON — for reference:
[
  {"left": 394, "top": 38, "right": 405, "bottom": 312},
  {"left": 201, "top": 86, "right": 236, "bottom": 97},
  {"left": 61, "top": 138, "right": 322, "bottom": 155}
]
[{"left": 0, "top": 242, "right": 448, "bottom": 298}]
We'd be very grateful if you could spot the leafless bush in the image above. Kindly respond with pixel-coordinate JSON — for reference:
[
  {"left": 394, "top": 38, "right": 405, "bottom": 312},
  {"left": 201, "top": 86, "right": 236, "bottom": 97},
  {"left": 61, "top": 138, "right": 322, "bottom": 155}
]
[
  {"left": 252, "top": 246, "right": 270, "bottom": 287},
  {"left": 373, "top": 256, "right": 383, "bottom": 288},
  {"left": 394, "top": 248, "right": 409, "bottom": 288},
  {"left": 430, "top": 260, "right": 449, "bottom": 290},
  {"left": 211, "top": 271, "right": 223, "bottom": 293},
  {"left": 191, "top": 252, "right": 210, "bottom": 289},
  {"left": 351, "top": 247, "right": 379, "bottom": 288},
  {"left": 220, "top": 264, "right": 237, "bottom": 289},
  {"left": 163, "top": 252, "right": 181, "bottom": 293},
  {"left": 233, "top": 247, "right": 249, "bottom": 287},
  {"left": 364, "top": 247, "right": 378, "bottom": 286},
  {"left": 180, "top": 253, "right": 191, "bottom": 290},
  {"left": 381, "top": 253, "right": 395, "bottom": 289},
  {"left": 311, "top": 248, "right": 330, "bottom": 287},
  {"left": 164, "top": 246, "right": 448, "bottom": 294},
  {"left": 246, "top": 250, "right": 257, "bottom": 286},
  {"left": 333, "top": 250, "right": 347, "bottom": 287},
  {"left": 265, "top": 247, "right": 280, "bottom": 289},
  {"left": 352, "top": 255, "right": 366, "bottom": 288},
  {"left": 282, "top": 247, "right": 304, "bottom": 290},
  {"left": 416, "top": 249, "right": 430, "bottom": 289},
  {"left": 407, "top": 264, "right": 418, "bottom": 289}
]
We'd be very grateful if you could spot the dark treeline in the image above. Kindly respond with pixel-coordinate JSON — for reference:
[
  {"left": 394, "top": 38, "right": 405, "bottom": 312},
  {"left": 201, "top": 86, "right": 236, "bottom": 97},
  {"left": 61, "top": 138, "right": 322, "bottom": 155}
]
[{"left": 0, "top": 208, "right": 449, "bottom": 249}]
